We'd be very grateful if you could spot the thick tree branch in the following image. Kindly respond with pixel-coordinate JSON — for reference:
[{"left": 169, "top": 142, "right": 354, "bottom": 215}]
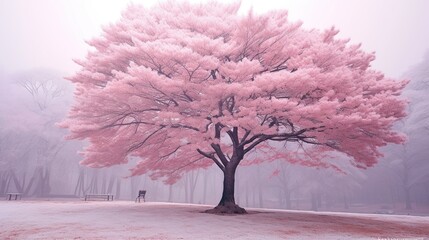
[
  {"left": 102, "top": 121, "right": 199, "bottom": 132},
  {"left": 243, "top": 128, "right": 310, "bottom": 154},
  {"left": 226, "top": 127, "right": 239, "bottom": 148},
  {"left": 211, "top": 143, "right": 229, "bottom": 167},
  {"left": 214, "top": 122, "right": 223, "bottom": 139},
  {"left": 243, "top": 135, "right": 269, "bottom": 154},
  {"left": 197, "top": 149, "right": 225, "bottom": 172},
  {"left": 127, "top": 126, "right": 165, "bottom": 153},
  {"left": 170, "top": 156, "right": 205, "bottom": 174},
  {"left": 240, "top": 129, "right": 251, "bottom": 143}
]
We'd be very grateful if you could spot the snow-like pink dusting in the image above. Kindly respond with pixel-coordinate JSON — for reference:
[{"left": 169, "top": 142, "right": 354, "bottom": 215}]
[{"left": 1, "top": 200, "right": 428, "bottom": 239}]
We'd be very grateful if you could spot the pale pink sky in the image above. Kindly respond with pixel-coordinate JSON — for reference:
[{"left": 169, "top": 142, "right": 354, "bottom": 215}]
[{"left": 0, "top": 0, "right": 428, "bottom": 78}]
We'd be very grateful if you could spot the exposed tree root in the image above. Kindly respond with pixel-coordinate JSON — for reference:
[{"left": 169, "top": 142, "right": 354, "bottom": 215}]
[{"left": 205, "top": 203, "right": 247, "bottom": 215}]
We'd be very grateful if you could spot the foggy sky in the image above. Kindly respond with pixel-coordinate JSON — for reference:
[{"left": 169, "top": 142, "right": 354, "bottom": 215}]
[{"left": 0, "top": 0, "right": 429, "bottom": 78}]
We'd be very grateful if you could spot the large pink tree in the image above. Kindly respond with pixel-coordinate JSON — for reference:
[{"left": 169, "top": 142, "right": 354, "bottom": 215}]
[{"left": 62, "top": 2, "right": 407, "bottom": 213}]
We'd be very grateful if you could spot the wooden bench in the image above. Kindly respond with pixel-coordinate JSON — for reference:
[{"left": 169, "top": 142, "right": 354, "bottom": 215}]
[
  {"left": 6, "top": 193, "right": 22, "bottom": 200},
  {"left": 84, "top": 194, "right": 114, "bottom": 201},
  {"left": 135, "top": 190, "right": 146, "bottom": 202}
]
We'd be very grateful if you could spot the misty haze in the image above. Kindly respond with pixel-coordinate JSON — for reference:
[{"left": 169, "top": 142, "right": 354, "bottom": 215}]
[{"left": 1, "top": 0, "right": 429, "bottom": 239}]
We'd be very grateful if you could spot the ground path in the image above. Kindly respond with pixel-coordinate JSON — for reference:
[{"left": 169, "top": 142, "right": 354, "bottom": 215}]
[{"left": 1, "top": 200, "right": 428, "bottom": 239}]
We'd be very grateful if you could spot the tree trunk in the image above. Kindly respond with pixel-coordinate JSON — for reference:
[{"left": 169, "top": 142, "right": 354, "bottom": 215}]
[
  {"left": 41, "top": 168, "right": 51, "bottom": 197},
  {"left": 107, "top": 175, "right": 115, "bottom": 194},
  {"left": 405, "top": 187, "right": 412, "bottom": 210},
  {"left": 257, "top": 167, "right": 263, "bottom": 208},
  {"left": 403, "top": 159, "right": 412, "bottom": 210},
  {"left": 190, "top": 170, "right": 199, "bottom": 203},
  {"left": 10, "top": 170, "right": 23, "bottom": 193},
  {"left": 115, "top": 179, "right": 121, "bottom": 200},
  {"left": 206, "top": 166, "right": 246, "bottom": 214},
  {"left": 343, "top": 192, "right": 349, "bottom": 210},
  {"left": 245, "top": 181, "right": 249, "bottom": 207},
  {"left": 74, "top": 169, "right": 85, "bottom": 197},
  {"left": 202, "top": 171, "right": 207, "bottom": 204},
  {"left": 285, "top": 190, "right": 291, "bottom": 209},
  {"left": 184, "top": 174, "right": 189, "bottom": 203},
  {"left": 101, "top": 172, "right": 107, "bottom": 194},
  {"left": 0, "top": 171, "right": 8, "bottom": 195},
  {"left": 317, "top": 191, "right": 322, "bottom": 208},
  {"left": 203, "top": 131, "right": 246, "bottom": 214},
  {"left": 311, "top": 192, "right": 318, "bottom": 211},
  {"left": 168, "top": 184, "right": 173, "bottom": 202}
]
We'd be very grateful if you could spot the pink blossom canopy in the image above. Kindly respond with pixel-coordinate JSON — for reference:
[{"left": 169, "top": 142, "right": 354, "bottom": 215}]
[{"left": 62, "top": 1, "right": 407, "bottom": 183}]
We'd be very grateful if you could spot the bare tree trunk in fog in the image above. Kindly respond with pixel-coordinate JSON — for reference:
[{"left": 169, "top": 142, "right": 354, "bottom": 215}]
[
  {"left": 2, "top": 172, "right": 13, "bottom": 194},
  {"left": 152, "top": 178, "right": 159, "bottom": 201},
  {"left": 403, "top": 160, "right": 412, "bottom": 210},
  {"left": 278, "top": 187, "right": 291, "bottom": 209},
  {"left": 168, "top": 184, "right": 173, "bottom": 202},
  {"left": 24, "top": 167, "right": 51, "bottom": 197},
  {"left": 115, "top": 179, "right": 121, "bottom": 199},
  {"left": 296, "top": 186, "right": 301, "bottom": 209},
  {"left": 245, "top": 181, "right": 249, "bottom": 207},
  {"left": 311, "top": 192, "right": 318, "bottom": 211},
  {"left": 404, "top": 188, "right": 412, "bottom": 210},
  {"left": 184, "top": 170, "right": 200, "bottom": 203},
  {"left": 276, "top": 162, "right": 293, "bottom": 209},
  {"left": 190, "top": 170, "right": 200, "bottom": 203},
  {"left": 343, "top": 192, "right": 349, "bottom": 210},
  {"left": 24, "top": 167, "right": 41, "bottom": 196},
  {"left": 202, "top": 171, "right": 207, "bottom": 204},
  {"left": 317, "top": 191, "right": 322, "bottom": 209},
  {"left": 130, "top": 176, "right": 141, "bottom": 199},
  {"left": 0, "top": 172, "right": 8, "bottom": 194},
  {"left": 74, "top": 168, "right": 85, "bottom": 197},
  {"left": 389, "top": 184, "right": 397, "bottom": 209},
  {"left": 10, "top": 170, "right": 24, "bottom": 194},
  {"left": 326, "top": 194, "right": 333, "bottom": 209},
  {"left": 24, "top": 173, "right": 34, "bottom": 196},
  {"left": 17, "top": 77, "right": 64, "bottom": 198},
  {"left": 257, "top": 167, "right": 263, "bottom": 208},
  {"left": 21, "top": 173, "right": 27, "bottom": 194},
  {"left": 87, "top": 171, "right": 99, "bottom": 194},
  {"left": 107, "top": 175, "right": 115, "bottom": 194},
  {"left": 285, "top": 190, "right": 291, "bottom": 209},
  {"left": 101, "top": 172, "right": 107, "bottom": 194},
  {"left": 40, "top": 168, "right": 50, "bottom": 196},
  {"left": 236, "top": 170, "right": 240, "bottom": 205},
  {"left": 252, "top": 186, "right": 256, "bottom": 207},
  {"left": 258, "top": 185, "right": 264, "bottom": 208},
  {"left": 184, "top": 174, "right": 189, "bottom": 203}
]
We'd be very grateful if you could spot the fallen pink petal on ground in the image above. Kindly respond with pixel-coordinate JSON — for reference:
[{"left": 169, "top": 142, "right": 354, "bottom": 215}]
[{"left": 1, "top": 200, "right": 428, "bottom": 239}]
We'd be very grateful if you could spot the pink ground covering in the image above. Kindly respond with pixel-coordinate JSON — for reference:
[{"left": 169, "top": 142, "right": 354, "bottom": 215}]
[{"left": 1, "top": 200, "right": 428, "bottom": 239}]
